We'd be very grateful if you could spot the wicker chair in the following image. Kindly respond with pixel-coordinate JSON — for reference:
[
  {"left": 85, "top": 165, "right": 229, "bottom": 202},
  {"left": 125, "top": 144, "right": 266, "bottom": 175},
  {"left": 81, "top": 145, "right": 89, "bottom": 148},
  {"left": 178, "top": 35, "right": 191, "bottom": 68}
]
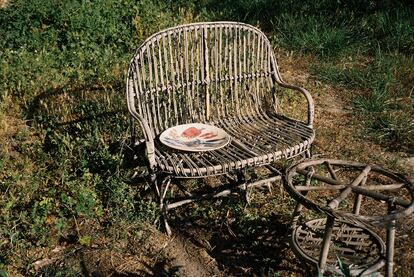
[{"left": 126, "top": 22, "right": 315, "bottom": 234}]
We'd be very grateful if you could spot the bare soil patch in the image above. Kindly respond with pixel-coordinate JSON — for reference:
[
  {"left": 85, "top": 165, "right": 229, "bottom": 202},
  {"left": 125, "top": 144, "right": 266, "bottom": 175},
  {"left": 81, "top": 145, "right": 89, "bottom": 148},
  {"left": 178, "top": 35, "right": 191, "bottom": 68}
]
[{"left": 0, "top": 0, "right": 8, "bottom": 9}]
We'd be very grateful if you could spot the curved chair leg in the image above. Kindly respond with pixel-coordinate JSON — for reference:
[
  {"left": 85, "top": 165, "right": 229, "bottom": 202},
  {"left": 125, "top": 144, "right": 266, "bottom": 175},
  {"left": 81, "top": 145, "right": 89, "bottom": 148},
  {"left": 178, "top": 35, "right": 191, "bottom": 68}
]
[
  {"left": 290, "top": 148, "right": 312, "bottom": 213},
  {"left": 236, "top": 170, "right": 250, "bottom": 205},
  {"left": 305, "top": 148, "right": 312, "bottom": 159},
  {"left": 290, "top": 166, "right": 315, "bottom": 229},
  {"left": 151, "top": 172, "right": 173, "bottom": 236}
]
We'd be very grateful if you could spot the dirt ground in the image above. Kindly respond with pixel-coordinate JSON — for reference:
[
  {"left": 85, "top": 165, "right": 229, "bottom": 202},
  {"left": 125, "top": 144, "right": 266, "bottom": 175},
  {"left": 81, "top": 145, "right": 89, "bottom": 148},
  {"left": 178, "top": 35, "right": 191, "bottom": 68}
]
[
  {"left": 0, "top": 0, "right": 8, "bottom": 9},
  {"left": 30, "top": 53, "right": 414, "bottom": 276}
]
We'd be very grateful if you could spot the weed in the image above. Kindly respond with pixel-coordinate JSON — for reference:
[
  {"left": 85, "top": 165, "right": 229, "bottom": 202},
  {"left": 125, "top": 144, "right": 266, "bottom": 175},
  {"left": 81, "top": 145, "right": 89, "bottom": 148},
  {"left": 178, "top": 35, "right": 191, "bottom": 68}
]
[{"left": 354, "top": 85, "right": 390, "bottom": 114}]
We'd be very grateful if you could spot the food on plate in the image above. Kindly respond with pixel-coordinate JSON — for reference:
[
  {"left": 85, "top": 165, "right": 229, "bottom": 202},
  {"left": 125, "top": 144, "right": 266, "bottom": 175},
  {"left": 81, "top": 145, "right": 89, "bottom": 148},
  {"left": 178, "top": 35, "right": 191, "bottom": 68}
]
[
  {"left": 181, "top": 127, "right": 202, "bottom": 139},
  {"left": 199, "top": 132, "right": 218, "bottom": 139}
]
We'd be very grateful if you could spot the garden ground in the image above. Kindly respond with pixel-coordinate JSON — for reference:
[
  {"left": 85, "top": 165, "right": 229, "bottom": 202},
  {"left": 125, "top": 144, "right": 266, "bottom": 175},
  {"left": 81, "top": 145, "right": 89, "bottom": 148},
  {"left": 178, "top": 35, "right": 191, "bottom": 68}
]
[{"left": 1, "top": 1, "right": 413, "bottom": 276}]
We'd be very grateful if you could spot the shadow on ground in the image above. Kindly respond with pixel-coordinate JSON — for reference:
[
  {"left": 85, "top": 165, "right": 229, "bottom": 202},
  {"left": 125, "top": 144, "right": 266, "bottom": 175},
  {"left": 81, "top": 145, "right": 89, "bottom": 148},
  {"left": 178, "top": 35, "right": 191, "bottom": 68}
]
[
  {"left": 26, "top": 83, "right": 306, "bottom": 276},
  {"left": 80, "top": 258, "right": 180, "bottom": 277},
  {"left": 174, "top": 208, "right": 305, "bottom": 276}
]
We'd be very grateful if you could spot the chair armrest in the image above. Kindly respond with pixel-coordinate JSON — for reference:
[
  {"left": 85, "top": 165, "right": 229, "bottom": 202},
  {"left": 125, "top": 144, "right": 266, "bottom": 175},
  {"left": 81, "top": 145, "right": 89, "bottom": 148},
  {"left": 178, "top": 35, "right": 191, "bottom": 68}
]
[
  {"left": 275, "top": 79, "right": 315, "bottom": 127},
  {"left": 270, "top": 55, "right": 315, "bottom": 127}
]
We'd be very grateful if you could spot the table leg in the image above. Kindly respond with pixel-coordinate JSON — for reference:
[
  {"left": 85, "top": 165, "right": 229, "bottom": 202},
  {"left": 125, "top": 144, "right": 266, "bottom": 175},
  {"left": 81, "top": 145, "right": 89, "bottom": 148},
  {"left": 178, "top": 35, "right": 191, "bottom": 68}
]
[
  {"left": 318, "top": 215, "right": 335, "bottom": 273},
  {"left": 386, "top": 200, "right": 397, "bottom": 277}
]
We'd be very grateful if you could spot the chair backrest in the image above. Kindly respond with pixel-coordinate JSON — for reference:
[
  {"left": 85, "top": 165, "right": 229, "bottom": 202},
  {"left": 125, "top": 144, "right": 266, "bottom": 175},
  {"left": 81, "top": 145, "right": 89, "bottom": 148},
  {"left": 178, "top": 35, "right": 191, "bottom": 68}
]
[{"left": 127, "top": 22, "right": 278, "bottom": 138}]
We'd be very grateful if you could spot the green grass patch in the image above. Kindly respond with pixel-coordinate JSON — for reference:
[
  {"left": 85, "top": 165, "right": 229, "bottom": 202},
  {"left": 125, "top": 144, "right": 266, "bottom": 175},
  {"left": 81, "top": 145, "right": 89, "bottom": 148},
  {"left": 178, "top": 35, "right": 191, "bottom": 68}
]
[
  {"left": 269, "top": 1, "right": 414, "bottom": 150},
  {"left": 0, "top": 0, "right": 195, "bottom": 273},
  {"left": 272, "top": 14, "right": 353, "bottom": 59}
]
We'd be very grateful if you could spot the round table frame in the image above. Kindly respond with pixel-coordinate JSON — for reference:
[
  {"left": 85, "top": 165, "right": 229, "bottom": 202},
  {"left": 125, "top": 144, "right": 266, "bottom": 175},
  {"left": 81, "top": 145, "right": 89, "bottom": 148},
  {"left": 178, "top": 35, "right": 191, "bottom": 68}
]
[{"left": 284, "top": 159, "right": 414, "bottom": 276}]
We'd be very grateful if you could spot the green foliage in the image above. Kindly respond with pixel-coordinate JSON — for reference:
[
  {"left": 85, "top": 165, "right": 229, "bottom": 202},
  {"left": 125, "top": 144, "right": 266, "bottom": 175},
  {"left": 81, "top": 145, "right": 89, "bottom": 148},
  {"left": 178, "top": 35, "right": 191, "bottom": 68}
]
[
  {"left": 272, "top": 14, "right": 352, "bottom": 59},
  {"left": 0, "top": 0, "right": 182, "bottom": 272},
  {"left": 337, "top": 256, "right": 352, "bottom": 276},
  {"left": 40, "top": 263, "right": 82, "bottom": 277},
  {"left": 291, "top": 3, "right": 414, "bottom": 150},
  {"left": 133, "top": 0, "right": 196, "bottom": 40},
  {"left": 78, "top": 235, "right": 92, "bottom": 247}
]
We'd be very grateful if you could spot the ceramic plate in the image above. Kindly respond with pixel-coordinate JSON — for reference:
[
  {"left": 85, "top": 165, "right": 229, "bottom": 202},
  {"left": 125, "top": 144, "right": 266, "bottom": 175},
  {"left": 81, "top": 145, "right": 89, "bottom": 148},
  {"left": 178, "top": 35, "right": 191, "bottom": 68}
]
[{"left": 159, "top": 123, "right": 230, "bottom": 152}]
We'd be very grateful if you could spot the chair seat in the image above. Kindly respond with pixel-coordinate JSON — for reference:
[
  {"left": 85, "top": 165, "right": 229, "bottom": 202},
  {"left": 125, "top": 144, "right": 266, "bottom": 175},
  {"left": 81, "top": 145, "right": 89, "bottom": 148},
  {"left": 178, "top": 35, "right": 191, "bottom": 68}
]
[{"left": 155, "top": 112, "right": 314, "bottom": 177}]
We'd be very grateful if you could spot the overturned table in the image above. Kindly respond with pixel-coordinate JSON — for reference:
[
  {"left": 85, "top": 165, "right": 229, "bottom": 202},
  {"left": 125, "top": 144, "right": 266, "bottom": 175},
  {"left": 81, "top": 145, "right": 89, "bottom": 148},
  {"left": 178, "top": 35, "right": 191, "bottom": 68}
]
[{"left": 283, "top": 159, "right": 414, "bottom": 276}]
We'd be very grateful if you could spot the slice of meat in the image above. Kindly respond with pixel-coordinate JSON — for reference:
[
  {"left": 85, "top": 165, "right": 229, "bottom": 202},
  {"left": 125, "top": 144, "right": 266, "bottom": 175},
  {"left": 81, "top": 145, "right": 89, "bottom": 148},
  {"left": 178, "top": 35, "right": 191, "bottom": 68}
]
[
  {"left": 181, "top": 127, "right": 202, "bottom": 139},
  {"left": 199, "top": 132, "right": 218, "bottom": 139}
]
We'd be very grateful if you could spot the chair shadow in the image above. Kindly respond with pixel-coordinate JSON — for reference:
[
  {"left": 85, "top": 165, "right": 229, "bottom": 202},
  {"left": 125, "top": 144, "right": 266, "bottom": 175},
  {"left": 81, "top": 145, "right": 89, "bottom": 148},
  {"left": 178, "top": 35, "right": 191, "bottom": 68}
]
[
  {"left": 25, "top": 82, "right": 140, "bottom": 166},
  {"left": 173, "top": 208, "right": 305, "bottom": 276},
  {"left": 25, "top": 82, "right": 152, "bottom": 209},
  {"left": 27, "top": 83, "right": 305, "bottom": 276}
]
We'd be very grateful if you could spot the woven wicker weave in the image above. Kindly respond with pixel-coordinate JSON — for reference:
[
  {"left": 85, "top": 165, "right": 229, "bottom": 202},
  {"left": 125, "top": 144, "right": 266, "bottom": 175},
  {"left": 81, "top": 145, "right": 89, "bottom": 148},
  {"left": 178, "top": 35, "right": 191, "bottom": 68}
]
[
  {"left": 292, "top": 218, "right": 385, "bottom": 276},
  {"left": 284, "top": 159, "right": 414, "bottom": 276}
]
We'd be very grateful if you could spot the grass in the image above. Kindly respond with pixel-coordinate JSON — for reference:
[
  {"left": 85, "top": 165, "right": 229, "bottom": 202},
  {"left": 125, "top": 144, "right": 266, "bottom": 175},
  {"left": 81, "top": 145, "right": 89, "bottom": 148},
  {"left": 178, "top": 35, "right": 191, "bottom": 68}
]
[
  {"left": 277, "top": 5, "right": 414, "bottom": 150},
  {"left": 310, "top": 51, "right": 414, "bottom": 150},
  {"left": 0, "top": 0, "right": 413, "bottom": 275}
]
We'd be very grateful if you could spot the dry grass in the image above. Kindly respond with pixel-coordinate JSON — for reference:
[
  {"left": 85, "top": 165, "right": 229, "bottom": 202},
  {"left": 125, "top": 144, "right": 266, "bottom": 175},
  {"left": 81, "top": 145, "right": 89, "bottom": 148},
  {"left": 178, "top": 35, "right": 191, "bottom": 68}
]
[
  {"left": 278, "top": 53, "right": 414, "bottom": 275},
  {"left": 0, "top": 0, "right": 9, "bottom": 9},
  {"left": 278, "top": 53, "right": 413, "bottom": 177}
]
